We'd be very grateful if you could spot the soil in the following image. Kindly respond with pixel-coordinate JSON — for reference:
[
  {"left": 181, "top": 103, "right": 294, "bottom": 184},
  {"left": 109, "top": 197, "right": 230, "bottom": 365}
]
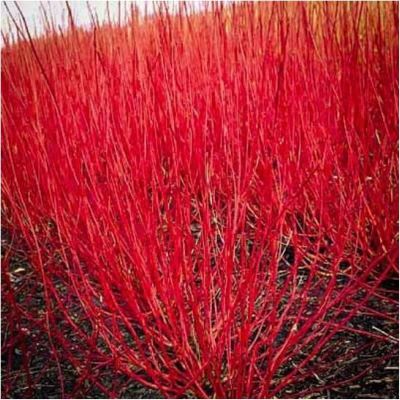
[{"left": 1, "top": 227, "right": 398, "bottom": 399}]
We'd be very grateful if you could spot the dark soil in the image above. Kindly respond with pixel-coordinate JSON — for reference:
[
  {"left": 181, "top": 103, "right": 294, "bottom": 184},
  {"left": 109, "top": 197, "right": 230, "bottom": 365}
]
[{"left": 1, "top": 227, "right": 399, "bottom": 399}]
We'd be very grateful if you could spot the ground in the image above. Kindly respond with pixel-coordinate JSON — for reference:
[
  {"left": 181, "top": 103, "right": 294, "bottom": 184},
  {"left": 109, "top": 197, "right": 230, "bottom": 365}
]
[{"left": 1, "top": 228, "right": 398, "bottom": 398}]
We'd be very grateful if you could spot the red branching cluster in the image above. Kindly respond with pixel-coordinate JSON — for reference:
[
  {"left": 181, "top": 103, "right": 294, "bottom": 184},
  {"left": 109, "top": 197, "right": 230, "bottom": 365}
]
[{"left": 1, "top": 2, "right": 398, "bottom": 398}]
